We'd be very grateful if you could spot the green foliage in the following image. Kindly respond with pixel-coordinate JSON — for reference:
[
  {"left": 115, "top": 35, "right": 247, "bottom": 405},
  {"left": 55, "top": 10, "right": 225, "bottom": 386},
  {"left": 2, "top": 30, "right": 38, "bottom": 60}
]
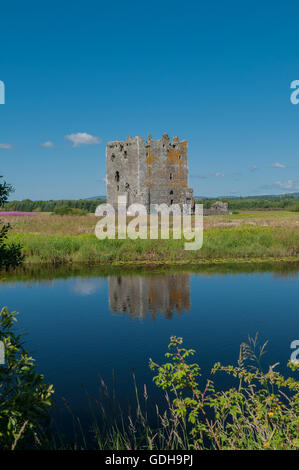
[
  {"left": 0, "top": 178, "right": 13, "bottom": 206},
  {"left": 290, "top": 204, "right": 299, "bottom": 212},
  {"left": 0, "top": 307, "right": 53, "bottom": 449},
  {"left": 0, "top": 223, "right": 24, "bottom": 270},
  {"left": 53, "top": 205, "right": 88, "bottom": 216},
  {"left": 150, "top": 336, "right": 299, "bottom": 450},
  {"left": 3, "top": 198, "right": 105, "bottom": 213},
  {"left": 0, "top": 177, "right": 24, "bottom": 270}
]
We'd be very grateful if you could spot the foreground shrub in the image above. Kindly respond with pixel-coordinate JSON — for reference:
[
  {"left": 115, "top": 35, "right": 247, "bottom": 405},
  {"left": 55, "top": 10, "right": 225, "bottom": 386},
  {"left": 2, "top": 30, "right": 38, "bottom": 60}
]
[
  {"left": 0, "top": 223, "right": 24, "bottom": 270},
  {"left": 0, "top": 307, "right": 53, "bottom": 449},
  {"left": 0, "top": 177, "right": 24, "bottom": 270},
  {"left": 150, "top": 336, "right": 299, "bottom": 450}
]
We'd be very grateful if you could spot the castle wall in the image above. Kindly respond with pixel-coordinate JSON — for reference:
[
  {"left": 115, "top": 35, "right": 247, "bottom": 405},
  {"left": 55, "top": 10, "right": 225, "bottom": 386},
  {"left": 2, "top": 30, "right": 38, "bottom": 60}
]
[
  {"left": 106, "top": 134, "right": 193, "bottom": 212},
  {"left": 106, "top": 136, "right": 144, "bottom": 210},
  {"left": 144, "top": 134, "right": 191, "bottom": 207}
]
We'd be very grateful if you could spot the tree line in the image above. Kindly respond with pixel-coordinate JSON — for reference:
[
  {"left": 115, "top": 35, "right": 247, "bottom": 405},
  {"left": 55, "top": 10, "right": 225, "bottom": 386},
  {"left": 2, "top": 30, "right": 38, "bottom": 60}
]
[
  {"left": 196, "top": 194, "right": 299, "bottom": 211},
  {"left": 3, "top": 198, "right": 105, "bottom": 213},
  {"left": 3, "top": 195, "right": 299, "bottom": 213}
]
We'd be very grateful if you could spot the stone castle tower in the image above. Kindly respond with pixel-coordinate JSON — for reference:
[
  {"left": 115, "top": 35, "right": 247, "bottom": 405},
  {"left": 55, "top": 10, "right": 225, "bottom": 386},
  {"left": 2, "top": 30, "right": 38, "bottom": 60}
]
[{"left": 106, "top": 134, "right": 194, "bottom": 212}]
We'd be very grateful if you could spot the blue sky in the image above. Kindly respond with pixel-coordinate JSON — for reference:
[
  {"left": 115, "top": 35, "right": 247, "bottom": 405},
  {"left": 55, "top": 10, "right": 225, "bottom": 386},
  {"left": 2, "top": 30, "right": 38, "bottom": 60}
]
[{"left": 1, "top": 0, "right": 299, "bottom": 200}]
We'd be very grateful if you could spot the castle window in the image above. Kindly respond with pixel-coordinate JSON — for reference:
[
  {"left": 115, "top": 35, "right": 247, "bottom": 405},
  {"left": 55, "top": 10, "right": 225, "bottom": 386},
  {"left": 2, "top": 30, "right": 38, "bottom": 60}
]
[
  {"left": 170, "top": 190, "right": 173, "bottom": 195},
  {"left": 170, "top": 199, "right": 174, "bottom": 205},
  {"left": 111, "top": 153, "right": 115, "bottom": 161},
  {"left": 169, "top": 173, "right": 173, "bottom": 180},
  {"left": 179, "top": 154, "right": 182, "bottom": 160},
  {"left": 117, "top": 185, "right": 119, "bottom": 191},
  {"left": 125, "top": 183, "right": 130, "bottom": 189},
  {"left": 124, "top": 150, "right": 127, "bottom": 158},
  {"left": 115, "top": 171, "right": 120, "bottom": 182}
]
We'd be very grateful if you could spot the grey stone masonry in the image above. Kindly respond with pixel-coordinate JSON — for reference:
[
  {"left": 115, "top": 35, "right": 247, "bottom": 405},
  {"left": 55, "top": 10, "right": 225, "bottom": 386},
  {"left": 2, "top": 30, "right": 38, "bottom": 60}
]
[
  {"left": 106, "top": 134, "right": 194, "bottom": 213},
  {"left": 203, "top": 201, "right": 231, "bottom": 215}
]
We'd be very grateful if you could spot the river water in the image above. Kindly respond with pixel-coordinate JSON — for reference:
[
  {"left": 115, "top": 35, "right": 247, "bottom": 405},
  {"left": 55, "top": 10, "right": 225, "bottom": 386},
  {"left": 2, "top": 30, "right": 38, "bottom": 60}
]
[{"left": 1, "top": 264, "right": 298, "bottom": 441}]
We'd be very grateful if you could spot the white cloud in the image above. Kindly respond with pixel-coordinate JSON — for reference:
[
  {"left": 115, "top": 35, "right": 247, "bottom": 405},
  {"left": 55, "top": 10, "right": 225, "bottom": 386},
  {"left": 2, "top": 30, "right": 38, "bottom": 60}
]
[
  {"left": 0, "top": 143, "right": 12, "bottom": 149},
  {"left": 270, "top": 162, "right": 286, "bottom": 168},
  {"left": 65, "top": 132, "right": 101, "bottom": 147},
  {"left": 275, "top": 180, "right": 299, "bottom": 190},
  {"left": 215, "top": 172, "right": 224, "bottom": 177},
  {"left": 250, "top": 165, "right": 257, "bottom": 171},
  {"left": 41, "top": 141, "right": 54, "bottom": 148}
]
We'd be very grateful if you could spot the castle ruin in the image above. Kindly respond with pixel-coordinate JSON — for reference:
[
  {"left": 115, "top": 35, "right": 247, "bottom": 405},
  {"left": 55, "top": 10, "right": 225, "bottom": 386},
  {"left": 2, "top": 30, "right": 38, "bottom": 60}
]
[{"left": 106, "top": 134, "right": 194, "bottom": 213}]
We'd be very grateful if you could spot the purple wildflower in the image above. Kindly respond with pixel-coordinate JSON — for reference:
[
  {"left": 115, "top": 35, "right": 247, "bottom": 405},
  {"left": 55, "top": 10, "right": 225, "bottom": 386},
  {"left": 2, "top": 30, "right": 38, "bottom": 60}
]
[{"left": 0, "top": 211, "right": 38, "bottom": 216}]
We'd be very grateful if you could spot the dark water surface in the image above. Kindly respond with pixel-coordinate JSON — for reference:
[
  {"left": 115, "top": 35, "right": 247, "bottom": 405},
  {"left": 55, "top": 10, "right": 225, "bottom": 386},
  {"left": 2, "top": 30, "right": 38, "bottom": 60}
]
[{"left": 1, "top": 264, "right": 298, "bottom": 438}]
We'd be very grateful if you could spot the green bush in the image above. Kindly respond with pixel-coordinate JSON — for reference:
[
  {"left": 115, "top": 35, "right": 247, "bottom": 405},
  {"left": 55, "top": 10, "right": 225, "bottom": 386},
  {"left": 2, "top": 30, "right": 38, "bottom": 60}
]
[
  {"left": 54, "top": 205, "right": 88, "bottom": 216},
  {"left": 0, "top": 307, "right": 53, "bottom": 449},
  {"left": 290, "top": 204, "right": 299, "bottom": 212},
  {"left": 0, "top": 176, "right": 24, "bottom": 270},
  {"left": 150, "top": 336, "right": 299, "bottom": 450}
]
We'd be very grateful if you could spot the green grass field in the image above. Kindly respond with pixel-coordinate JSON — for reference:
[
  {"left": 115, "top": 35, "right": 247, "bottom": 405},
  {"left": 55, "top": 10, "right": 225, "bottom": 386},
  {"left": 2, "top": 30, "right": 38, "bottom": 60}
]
[{"left": 3, "top": 210, "right": 299, "bottom": 266}]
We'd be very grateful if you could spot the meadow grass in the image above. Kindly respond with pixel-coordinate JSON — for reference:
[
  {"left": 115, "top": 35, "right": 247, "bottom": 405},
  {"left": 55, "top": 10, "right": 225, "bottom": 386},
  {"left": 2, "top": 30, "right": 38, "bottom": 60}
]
[
  {"left": 2, "top": 210, "right": 299, "bottom": 266},
  {"left": 1, "top": 210, "right": 299, "bottom": 234},
  {"left": 5, "top": 224, "right": 299, "bottom": 266}
]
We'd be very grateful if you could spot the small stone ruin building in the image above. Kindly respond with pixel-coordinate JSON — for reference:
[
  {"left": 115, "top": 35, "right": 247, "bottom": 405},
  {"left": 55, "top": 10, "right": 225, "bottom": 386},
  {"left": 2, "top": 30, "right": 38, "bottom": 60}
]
[{"left": 203, "top": 200, "right": 230, "bottom": 215}]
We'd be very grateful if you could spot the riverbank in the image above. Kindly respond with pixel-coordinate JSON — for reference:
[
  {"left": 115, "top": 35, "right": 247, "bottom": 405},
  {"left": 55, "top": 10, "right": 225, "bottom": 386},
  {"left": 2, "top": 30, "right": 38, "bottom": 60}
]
[
  {"left": 5, "top": 225, "right": 299, "bottom": 266},
  {"left": 2, "top": 210, "right": 298, "bottom": 266}
]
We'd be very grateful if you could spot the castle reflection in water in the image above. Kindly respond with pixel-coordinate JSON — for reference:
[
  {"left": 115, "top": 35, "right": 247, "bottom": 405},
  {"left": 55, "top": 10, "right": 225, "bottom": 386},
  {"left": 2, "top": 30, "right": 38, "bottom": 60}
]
[{"left": 108, "top": 274, "right": 190, "bottom": 320}]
